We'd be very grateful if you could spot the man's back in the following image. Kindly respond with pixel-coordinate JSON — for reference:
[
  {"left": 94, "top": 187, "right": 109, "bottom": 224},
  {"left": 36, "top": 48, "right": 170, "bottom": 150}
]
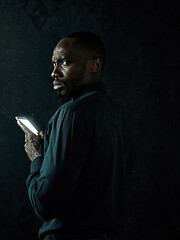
[{"left": 61, "top": 84, "right": 127, "bottom": 230}]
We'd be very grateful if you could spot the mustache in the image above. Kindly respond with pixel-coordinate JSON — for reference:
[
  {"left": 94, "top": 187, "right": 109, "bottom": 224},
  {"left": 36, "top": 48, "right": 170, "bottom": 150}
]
[{"left": 53, "top": 79, "right": 66, "bottom": 86}]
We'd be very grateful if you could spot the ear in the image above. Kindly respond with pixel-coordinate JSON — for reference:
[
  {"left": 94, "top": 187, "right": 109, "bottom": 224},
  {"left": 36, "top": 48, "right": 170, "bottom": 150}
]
[{"left": 91, "top": 58, "right": 103, "bottom": 73}]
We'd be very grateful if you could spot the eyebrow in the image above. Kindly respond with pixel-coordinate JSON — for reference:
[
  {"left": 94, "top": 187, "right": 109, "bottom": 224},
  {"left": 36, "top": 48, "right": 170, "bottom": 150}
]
[{"left": 51, "top": 57, "right": 69, "bottom": 64}]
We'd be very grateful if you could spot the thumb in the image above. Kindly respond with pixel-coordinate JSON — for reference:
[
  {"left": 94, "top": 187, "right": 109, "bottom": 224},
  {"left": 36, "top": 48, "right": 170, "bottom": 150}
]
[{"left": 39, "top": 131, "right": 45, "bottom": 139}]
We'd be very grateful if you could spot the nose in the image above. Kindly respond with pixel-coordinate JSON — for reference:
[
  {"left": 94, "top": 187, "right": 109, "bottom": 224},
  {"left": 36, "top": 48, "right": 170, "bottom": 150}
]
[{"left": 51, "top": 66, "right": 63, "bottom": 78}]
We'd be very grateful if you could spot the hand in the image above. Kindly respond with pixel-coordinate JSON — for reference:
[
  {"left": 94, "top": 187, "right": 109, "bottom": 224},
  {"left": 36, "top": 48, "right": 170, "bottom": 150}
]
[
  {"left": 24, "top": 132, "right": 44, "bottom": 161},
  {"left": 17, "top": 120, "right": 44, "bottom": 161}
]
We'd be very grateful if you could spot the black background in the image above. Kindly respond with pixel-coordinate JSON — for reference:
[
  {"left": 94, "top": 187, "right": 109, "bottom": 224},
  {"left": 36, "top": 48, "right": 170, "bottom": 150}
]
[{"left": 0, "top": 0, "right": 180, "bottom": 239}]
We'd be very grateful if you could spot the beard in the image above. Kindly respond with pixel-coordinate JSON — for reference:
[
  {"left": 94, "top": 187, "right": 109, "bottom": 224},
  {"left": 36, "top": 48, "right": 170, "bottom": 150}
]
[
  {"left": 55, "top": 66, "right": 87, "bottom": 105},
  {"left": 56, "top": 83, "right": 71, "bottom": 105}
]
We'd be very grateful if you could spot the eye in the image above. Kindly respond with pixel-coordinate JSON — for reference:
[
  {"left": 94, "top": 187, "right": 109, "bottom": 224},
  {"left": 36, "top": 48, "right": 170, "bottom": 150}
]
[
  {"left": 62, "top": 60, "right": 71, "bottom": 66},
  {"left": 52, "top": 62, "right": 56, "bottom": 67}
]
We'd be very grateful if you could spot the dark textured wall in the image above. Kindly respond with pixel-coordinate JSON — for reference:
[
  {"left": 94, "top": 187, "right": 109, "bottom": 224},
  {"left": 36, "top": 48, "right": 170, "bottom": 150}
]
[{"left": 0, "top": 0, "right": 179, "bottom": 239}]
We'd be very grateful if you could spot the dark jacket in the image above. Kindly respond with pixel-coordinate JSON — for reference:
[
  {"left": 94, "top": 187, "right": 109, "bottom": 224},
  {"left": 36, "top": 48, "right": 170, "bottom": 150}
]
[{"left": 26, "top": 81, "right": 132, "bottom": 239}]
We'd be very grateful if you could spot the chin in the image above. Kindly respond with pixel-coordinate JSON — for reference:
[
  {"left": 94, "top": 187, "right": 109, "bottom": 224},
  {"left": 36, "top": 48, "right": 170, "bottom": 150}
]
[{"left": 56, "top": 89, "right": 71, "bottom": 104}]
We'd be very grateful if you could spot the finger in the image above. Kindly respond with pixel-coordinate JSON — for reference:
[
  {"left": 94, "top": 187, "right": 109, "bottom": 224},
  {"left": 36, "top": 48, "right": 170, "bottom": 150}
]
[
  {"left": 25, "top": 132, "right": 29, "bottom": 142},
  {"left": 25, "top": 133, "right": 33, "bottom": 143},
  {"left": 17, "top": 120, "right": 32, "bottom": 135},
  {"left": 24, "top": 143, "right": 29, "bottom": 153}
]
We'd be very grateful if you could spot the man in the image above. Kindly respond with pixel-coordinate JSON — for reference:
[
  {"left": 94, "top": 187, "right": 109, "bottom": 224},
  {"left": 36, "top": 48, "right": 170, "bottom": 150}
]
[{"left": 18, "top": 32, "right": 130, "bottom": 240}]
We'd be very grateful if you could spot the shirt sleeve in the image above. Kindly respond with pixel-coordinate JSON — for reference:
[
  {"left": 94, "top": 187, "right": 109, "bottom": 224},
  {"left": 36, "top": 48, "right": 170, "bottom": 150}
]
[{"left": 26, "top": 107, "right": 90, "bottom": 221}]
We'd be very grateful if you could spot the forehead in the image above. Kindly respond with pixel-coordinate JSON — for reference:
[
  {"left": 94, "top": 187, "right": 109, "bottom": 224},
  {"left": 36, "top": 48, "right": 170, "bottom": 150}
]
[{"left": 52, "top": 38, "right": 88, "bottom": 61}]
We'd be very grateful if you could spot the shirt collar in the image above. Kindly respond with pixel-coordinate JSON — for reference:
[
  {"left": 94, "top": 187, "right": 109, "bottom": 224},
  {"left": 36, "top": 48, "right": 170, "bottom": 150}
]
[{"left": 73, "top": 81, "right": 106, "bottom": 100}]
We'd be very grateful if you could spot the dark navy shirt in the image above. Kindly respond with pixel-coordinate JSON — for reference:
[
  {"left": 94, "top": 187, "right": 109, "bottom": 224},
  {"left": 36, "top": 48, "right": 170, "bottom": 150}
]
[{"left": 26, "top": 81, "right": 131, "bottom": 239}]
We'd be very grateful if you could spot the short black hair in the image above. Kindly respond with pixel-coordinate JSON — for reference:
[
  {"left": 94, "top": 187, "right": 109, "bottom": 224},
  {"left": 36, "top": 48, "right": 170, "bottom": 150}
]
[{"left": 62, "top": 31, "right": 105, "bottom": 63}]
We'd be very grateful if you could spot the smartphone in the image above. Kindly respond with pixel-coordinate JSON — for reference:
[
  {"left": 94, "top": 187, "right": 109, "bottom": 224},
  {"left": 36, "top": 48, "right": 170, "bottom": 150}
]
[{"left": 15, "top": 116, "right": 39, "bottom": 136}]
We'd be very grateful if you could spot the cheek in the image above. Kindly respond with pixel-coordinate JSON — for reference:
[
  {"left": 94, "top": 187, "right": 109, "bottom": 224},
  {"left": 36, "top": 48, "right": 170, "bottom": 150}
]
[
  {"left": 65, "top": 68, "right": 81, "bottom": 79},
  {"left": 62, "top": 66, "right": 74, "bottom": 77},
  {"left": 62, "top": 64, "right": 87, "bottom": 86}
]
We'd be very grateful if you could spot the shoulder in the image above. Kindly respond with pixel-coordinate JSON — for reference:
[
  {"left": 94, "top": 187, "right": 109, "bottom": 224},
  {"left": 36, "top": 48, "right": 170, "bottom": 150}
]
[
  {"left": 46, "top": 99, "right": 88, "bottom": 132},
  {"left": 55, "top": 90, "right": 104, "bottom": 116},
  {"left": 46, "top": 90, "right": 120, "bottom": 133}
]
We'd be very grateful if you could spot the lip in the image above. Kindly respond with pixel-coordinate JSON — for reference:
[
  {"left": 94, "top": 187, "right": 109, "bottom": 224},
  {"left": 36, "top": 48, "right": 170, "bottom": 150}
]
[
  {"left": 53, "top": 80, "right": 64, "bottom": 85},
  {"left": 53, "top": 80, "right": 64, "bottom": 90},
  {"left": 54, "top": 85, "right": 64, "bottom": 90}
]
